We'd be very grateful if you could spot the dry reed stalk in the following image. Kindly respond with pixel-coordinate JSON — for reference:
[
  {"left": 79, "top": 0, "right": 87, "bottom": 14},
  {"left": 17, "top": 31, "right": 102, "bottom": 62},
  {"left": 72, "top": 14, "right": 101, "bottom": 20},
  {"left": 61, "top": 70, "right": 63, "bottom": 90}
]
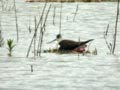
[
  {"left": 38, "top": 4, "right": 52, "bottom": 56},
  {"left": 0, "top": 16, "right": 1, "bottom": 29},
  {"left": 59, "top": 3, "right": 62, "bottom": 34},
  {"left": 30, "top": 65, "right": 33, "bottom": 72},
  {"left": 105, "top": 24, "right": 109, "bottom": 36},
  {"left": 117, "top": 0, "right": 119, "bottom": 16},
  {"left": 112, "top": 0, "right": 119, "bottom": 54},
  {"left": 37, "top": 27, "right": 42, "bottom": 56},
  {"left": 104, "top": 24, "right": 112, "bottom": 53},
  {"left": 28, "top": 9, "right": 32, "bottom": 33},
  {"left": 26, "top": 16, "right": 37, "bottom": 58},
  {"left": 13, "top": 0, "right": 19, "bottom": 42},
  {"left": 35, "top": 2, "right": 47, "bottom": 32},
  {"left": 37, "top": 2, "right": 47, "bottom": 56},
  {"left": 53, "top": 6, "right": 56, "bottom": 25},
  {"left": 26, "top": 34, "right": 34, "bottom": 57},
  {"left": 26, "top": 17, "right": 37, "bottom": 58},
  {"left": 26, "top": 2, "right": 47, "bottom": 57},
  {"left": 73, "top": 3, "right": 79, "bottom": 22},
  {"left": 34, "top": 16, "right": 37, "bottom": 59}
]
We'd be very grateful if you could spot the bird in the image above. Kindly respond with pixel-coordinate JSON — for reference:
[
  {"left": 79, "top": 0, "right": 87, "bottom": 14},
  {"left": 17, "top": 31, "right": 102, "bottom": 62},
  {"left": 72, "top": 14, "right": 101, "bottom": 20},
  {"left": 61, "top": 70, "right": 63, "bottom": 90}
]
[{"left": 48, "top": 34, "right": 94, "bottom": 52}]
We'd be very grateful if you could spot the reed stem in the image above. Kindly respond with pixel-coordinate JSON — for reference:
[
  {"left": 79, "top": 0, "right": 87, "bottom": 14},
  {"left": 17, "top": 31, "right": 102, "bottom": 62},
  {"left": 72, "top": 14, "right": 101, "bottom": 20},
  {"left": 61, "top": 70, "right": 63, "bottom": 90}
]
[
  {"left": 0, "top": 15, "right": 1, "bottom": 29},
  {"left": 26, "top": 2, "right": 47, "bottom": 57},
  {"left": 38, "top": 4, "right": 51, "bottom": 56},
  {"left": 30, "top": 65, "right": 33, "bottom": 72},
  {"left": 34, "top": 16, "right": 37, "bottom": 59},
  {"left": 53, "top": 6, "right": 56, "bottom": 25},
  {"left": 104, "top": 24, "right": 112, "bottom": 53},
  {"left": 13, "top": 0, "right": 19, "bottom": 42},
  {"left": 112, "top": 0, "right": 119, "bottom": 54},
  {"left": 73, "top": 4, "right": 79, "bottom": 22},
  {"left": 37, "top": 2, "right": 47, "bottom": 56},
  {"left": 59, "top": 3, "right": 62, "bottom": 34}
]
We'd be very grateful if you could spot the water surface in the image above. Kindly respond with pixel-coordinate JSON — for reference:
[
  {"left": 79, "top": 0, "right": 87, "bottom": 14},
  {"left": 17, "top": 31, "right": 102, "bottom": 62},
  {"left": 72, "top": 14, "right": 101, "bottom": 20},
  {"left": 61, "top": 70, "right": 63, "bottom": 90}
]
[{"left": 0, "top": 1, "right": 120, "bottom": 90}]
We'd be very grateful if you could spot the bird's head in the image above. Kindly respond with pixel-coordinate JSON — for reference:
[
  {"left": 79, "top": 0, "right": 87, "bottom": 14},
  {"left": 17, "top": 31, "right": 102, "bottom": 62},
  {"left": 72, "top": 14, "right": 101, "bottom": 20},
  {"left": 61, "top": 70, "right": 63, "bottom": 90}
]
[{"left": 47, "top": 34, "right": 62, "bottom": 44}]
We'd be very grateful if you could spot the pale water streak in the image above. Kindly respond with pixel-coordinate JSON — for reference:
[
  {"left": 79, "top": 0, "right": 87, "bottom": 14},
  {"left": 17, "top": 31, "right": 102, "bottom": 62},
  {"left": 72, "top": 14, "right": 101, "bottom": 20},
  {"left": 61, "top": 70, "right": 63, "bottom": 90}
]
[{"left": 0, "top": 0, "right": 120, "bottom": 90}]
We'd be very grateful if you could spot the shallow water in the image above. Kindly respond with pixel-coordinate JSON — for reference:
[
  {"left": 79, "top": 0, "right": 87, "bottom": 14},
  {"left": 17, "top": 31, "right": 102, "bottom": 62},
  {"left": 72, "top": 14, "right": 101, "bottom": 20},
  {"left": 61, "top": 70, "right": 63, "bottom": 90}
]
[{"left": 0, "top": 1, "right": 120, "bottom": 90}]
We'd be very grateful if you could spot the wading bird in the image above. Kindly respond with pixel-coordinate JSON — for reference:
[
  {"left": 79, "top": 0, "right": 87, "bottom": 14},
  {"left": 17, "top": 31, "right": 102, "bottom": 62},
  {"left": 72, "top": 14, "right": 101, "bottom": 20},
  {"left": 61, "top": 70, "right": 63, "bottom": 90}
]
[{"left": 48, "top": 34, "right": 94, "bottom": 52}]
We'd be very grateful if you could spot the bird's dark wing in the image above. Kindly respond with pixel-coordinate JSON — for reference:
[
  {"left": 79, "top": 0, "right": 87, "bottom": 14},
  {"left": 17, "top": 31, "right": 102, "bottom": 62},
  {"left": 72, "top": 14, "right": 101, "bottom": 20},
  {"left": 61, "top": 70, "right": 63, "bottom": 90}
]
[
  {"left": 59, "top": 40, "right": 80, "bottom": 50},
  {"left": 59, "top": 39, "right": 94, "bottom": 50}
]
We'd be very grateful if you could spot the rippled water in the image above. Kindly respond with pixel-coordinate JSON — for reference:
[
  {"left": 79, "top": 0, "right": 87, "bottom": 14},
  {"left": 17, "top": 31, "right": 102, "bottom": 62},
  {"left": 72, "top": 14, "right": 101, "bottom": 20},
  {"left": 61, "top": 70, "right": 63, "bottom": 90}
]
[{"left": 0, "top": 1, "right": 120, "bottom": 90}]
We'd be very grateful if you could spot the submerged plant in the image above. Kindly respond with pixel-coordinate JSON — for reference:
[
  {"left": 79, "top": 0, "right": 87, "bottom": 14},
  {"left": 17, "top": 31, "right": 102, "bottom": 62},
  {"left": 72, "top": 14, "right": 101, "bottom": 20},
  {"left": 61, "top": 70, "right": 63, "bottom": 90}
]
[{"left": 7, "top": 39, "right": 15, "bottom": 56}]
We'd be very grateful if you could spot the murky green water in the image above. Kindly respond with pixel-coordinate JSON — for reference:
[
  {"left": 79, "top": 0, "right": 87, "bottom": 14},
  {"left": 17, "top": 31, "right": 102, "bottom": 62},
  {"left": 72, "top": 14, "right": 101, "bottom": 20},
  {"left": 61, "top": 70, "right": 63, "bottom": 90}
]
[{"left": 0, "top": 0, "right": 120, "bottom": 90}]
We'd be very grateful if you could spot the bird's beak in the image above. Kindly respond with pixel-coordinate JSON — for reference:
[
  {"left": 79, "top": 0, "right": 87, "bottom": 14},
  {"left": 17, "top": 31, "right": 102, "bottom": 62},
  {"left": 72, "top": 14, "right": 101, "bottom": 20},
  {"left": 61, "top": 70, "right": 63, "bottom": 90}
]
[{"left": 47, "top": 38, "right": 57, "bottom": 44}]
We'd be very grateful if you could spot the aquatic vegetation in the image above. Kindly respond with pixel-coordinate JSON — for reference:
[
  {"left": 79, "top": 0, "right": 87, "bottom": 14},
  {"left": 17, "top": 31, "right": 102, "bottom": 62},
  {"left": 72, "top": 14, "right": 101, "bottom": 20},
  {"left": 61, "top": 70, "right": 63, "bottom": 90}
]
[{"left": 7, "top": 39, "right": 15, "bottom": 56}]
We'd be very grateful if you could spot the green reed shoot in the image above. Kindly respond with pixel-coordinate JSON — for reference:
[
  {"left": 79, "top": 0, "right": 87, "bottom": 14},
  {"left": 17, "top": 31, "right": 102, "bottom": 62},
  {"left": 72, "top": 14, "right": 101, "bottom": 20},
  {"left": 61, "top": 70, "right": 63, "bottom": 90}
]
[{"left": 7, "top": 39, "right": 15, "bottom": 56}]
